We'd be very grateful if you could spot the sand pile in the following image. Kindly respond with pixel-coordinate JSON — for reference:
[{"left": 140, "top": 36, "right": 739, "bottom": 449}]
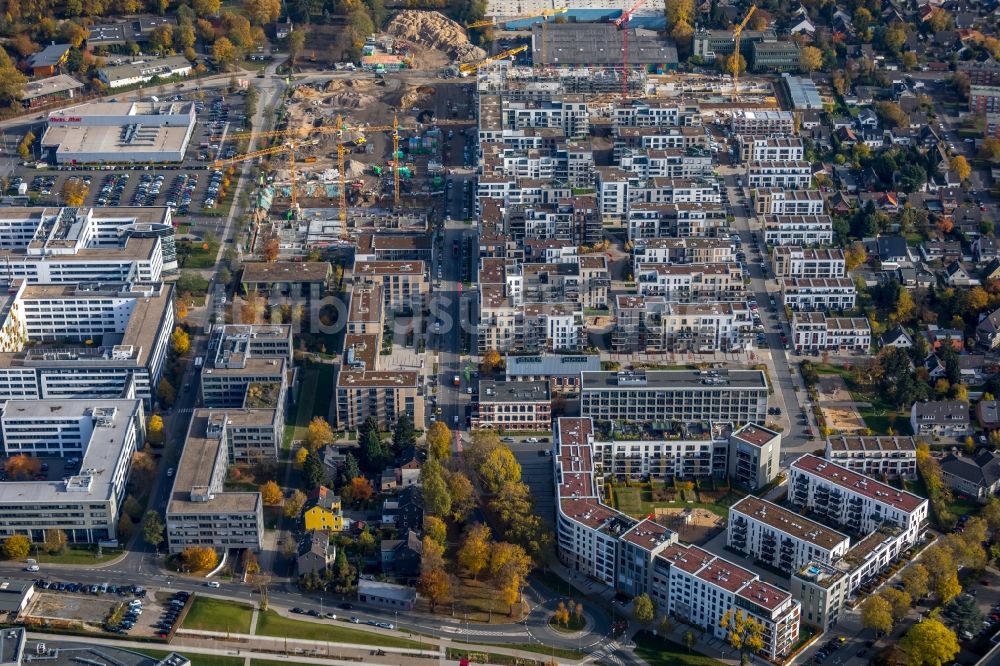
[
  {"left": 385, "top": 11, "right": 486, "bottom": 63},
  {"left": 345, "top": 159, "right": 366, "bottom": 179},
  {"left": 321, "top": 80, "right": 377, "bottom": 109},
  {"left": 399, "top": 85, "right": 435, "bottom": 109}
]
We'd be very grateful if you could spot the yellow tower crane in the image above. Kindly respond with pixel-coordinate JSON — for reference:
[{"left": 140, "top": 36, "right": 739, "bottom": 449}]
[
  {"left": 458, "top": 45, "right": 528, "bottom": 76},
  {"left": 731, "top": 4, "right": 757, "bottom": 103}
]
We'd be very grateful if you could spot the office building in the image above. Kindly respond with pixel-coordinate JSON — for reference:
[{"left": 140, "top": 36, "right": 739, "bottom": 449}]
[
  {"left": 0, "top": 398, "right": 143, "bottom": 543},
  {"left": 694, "top": 28, "right": 774, "bottom": 62},
  {"left": 97, "top": 55, "right": 192, "bottom": 89},
  {"left": 474, "top": 380, "right": 551, "bottom": 431},
  {"left": 504, "top": 353, "right": 601, "bottom": 394},
  {"left": 191, "top": 407, "right": 283, "bottom": 464},
  {"left": 166, "top": 412, "right": 263, "bottom": 554},
  {"left": 751, "top": 41, "right": 800, "bottom": 72},
  {"left": 580, "top": 369, "right": 768, "bottom": 425},
  {"left": 201, "top": 325, "right": 292, "bottom": 409},
  {"left": 532, "top": 23, "right": 678, "bottom": 71}
]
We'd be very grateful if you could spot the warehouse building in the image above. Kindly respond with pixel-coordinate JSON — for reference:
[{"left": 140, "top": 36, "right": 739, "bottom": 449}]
[
  {"left": 41, "top": 100, "right": 197, "bottom": 164},
  {"left": 0, "top": 398, "right": 143, "bottom": 544},
  {"left": 531, "top": 23, "right": 678, "bottom": 71}
]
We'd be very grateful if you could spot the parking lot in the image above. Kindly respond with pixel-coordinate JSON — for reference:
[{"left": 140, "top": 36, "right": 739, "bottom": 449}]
[{"left": 6, "top": 93, "right": 249, "bottom": 221}]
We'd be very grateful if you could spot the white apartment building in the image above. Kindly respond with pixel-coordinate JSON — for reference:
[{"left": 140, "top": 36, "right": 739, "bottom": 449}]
[
  {"left": 620, "top": 150, "right": 714, "bottom": 180},
  {"left": 614, "top": 127, "right": 709, "bottom": 155},
  {"left": 728, "top": 496, "right": 851, "bottom": 574},
  {"left": 592, "top": 423, "right": 730, "bottom": 480},
  {"left": 634, "top": 263, "right": 745, "bottom": 301},
  {"left": 753, "top": 189, "right": 824, "bottom": 216},
  {"left": 580, "top": 369, "right": 769, "bottom": 425},
  {"left": 791, "top": 312, "right": 871, "bottom": 352},
  {"left": 781, "top": 278, "right": 857, "bottom": 311},
  {"left": 763, "top": 215, "right": 834, "bottom": 246},
  {"left": 746, "top": 161, "right": 812, "bottom": 188},
  {"left": 596, "top": 168, "right": 721, "bottom": 223},
  {"left": 728, "top": 423, "right": 781, "bottom": 491},
  {"left": 627, "top": 203, "right": 728, "bottom": 240},
  {"left": 789, "top": 454, "right": 929, "bottom": 547},
  {"left": 772, "top": 247, "right": 846, "bottom": 279},
  {"left": 612, "top": 297, "right": 754, "bottom": 354},
  {"left": 502, "top": 97, "right": 589, "bottom": 136},
  {"left": 731, "top": 110, "right": 795, "bottom": 137},
  {"left": 825, "top": 435, "right": 918, "bottom": 480},
  {"left": 612, "top": 101, "right": 702, "bottom": 127},
  {"left": 740, "top": 137, "right": 805, "bottom": 162},
  {"left": 632, "top": 237, "right": 736, "bottom": 266},
  {"left": 0, "top": 398, "right": 142, "bottom": 543}
]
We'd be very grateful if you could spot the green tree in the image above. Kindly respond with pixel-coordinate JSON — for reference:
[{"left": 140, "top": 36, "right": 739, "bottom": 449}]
[
  {"left": 142, "top": 511, "right": 165, "bottom": 548},
  {"left": 302, "top": 450, "right": 325, "bottom": 489},
  {"left": 288, "top": 28, "right": 306, "bottom": 63},
  {"left": 633, "top": 593, "right": 656, "bottom": 624},
  {"left": 392, "top": 413, "right": 416, "bottom": 455},
  {"left": 899, "top": 618, "right": 960, "bottom": 666}
]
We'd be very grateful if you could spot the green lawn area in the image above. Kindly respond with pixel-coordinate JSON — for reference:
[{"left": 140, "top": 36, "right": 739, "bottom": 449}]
[
  {"left": 472, "top": 642, "right": 584, "bottom": 660},
  {"left": 283, "top": 363, "right": 334, "bottom": 447},
  {"left": 182, "top": 597, "right": 254, "bottom": 634},
  {"left": 851, "top": 388, "right": 912, "bottom": 435},
  {"left": 254, "top": 610, "right": 425, "bottom": 649},
  {"left": 608, "top": 484, "right": 736, "bottom": 519},
  {"left": 809, "top": 362, "right": 853, "bottom": 378},
  {"left": 634, "top": 631, "right": 725, "bottom": 666},
  {"left": 948, "top": 496, "right": 981, "bottom": 517},
  {"left": 532, "top": 570, "right": 587, "bottom": 598},
  {"left": 177, "top": 240, "right": 221, "bottom": 269},
  {"left": 132, "top": 649, "right": 244, "bottom": 666},
  {"left": 35, "top": 547, "right": 121, "bottom": 566}
]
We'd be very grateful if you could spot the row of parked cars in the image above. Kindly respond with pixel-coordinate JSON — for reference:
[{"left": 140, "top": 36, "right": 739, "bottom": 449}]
[
  {"left": 166, "top": 173, "right": 198, "bottom": 215},
  {"left": 107, "top": 597, "right": 144, "bottom": 634},
  {"left": 97, "top": 173, "right": 130, "bottom": 206},
  {"left": 204, "top": 169, "right": 224, "bottom": 210},
  {"left": 35, "top": 579, "right": 145, "bottom": 597},
  {"left": 154, "top": 590, "right": 190, "bottom": 638},
  {"left": 813, "top": 635, "right": 850, "bottom": 664}
]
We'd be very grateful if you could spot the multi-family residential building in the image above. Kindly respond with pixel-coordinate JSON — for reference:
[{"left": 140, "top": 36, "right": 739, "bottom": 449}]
[
  {"left": 740, "top": 138, "right": 805, "bottom": 163},
  {"left": 620, "top": 150, "right": 714, "bottom": 180},
  {"left": 728, "top": 424, "right": 781, "bottom": 490},
  {"left": 627, "top": 203, "right": 728, "bottom": 240},
  {"left": 788, "top": 454, "right": 929, "bottom": 547},
  {"left": 729, "top": 496, "right": 851, "bottom": 573},
  {"left": 0, "top": 280, "right": 173, "bottom": 406},
  {"left": 611, "top": 296, "right": 753, "bottom": 354},
  {"left": 580, "top": 369, "right": 768, "bottom": 425},
  {"left": 347, "top": 284, "right": 384, "bottom": 336},
  {"left": 0, "top": 398, "right": 142, "bottom": 544},
  {"left": 515, "top": 257, "right": 610, "bottom": 309},
  {"left": 504, "top": 354, "right": 601, "bottom": 394},
  {"left": 613, "top": 127, "right": 709, "bottom": 156},
  {"left": 500, "top": 97, "right": 590, "bottom": 136},
  {"left": 824, "top": 435, "right": 918, "bottom": 480},
  {"left": 554, "top": 417, "right": 800, "bottom": 660},
  {"left": 772, "top": 247, "right": 846, "bottom": 279},
  {"left": 336, "top": 369, "right": 423, "bottom": 432},
  {"left": 596, "top": 169, "right": 721, "bottom": 224},
  {"left": 753, "top": 188, "right": 824, "bottom": 216},
  {"left": 909, "top": 401, "right": 970, "bottom": 438},
  {"left": 791, "top": 312, "right": 871, "bottom": 352},
  {"left": 746, "top": 161, "right": 812, "bottom": 188},
  {"left": 352, "top": 260, "right": 428, "bottom": 312},
  {"left": 632, "top": 237, "right": 736, "bottom": 266},
  {"left": 611, "top": 101, "right": 702, "bottom": 127},
  {"left": 633, "top": 263, "right": 745, "bottom": 301},
  {"left": 355, "top": 233, "right": 433, "bottom": 263},
  {"left": 241, "top": 261, "right": 331, "bottom": 302},
  {"left": 474, "top": 381, "right": 551, "bottom": 431},
  {"left": 591, "top": 421, "right": 730, "bottom": 480},
  {"left": 762, "top": 215, "right": 834, "bottom": 246},
  {"left": 970, "top": 85, "right": 1000, "bottom": 114},
  {"left": 166, "top": 411, "right": 263, "bottom": 554},
  {"left": 780, "top": 278, "right": 857, "bottom": 312},
  {"left": 731, "top": 110, "right": 795, "bottom": 137}
]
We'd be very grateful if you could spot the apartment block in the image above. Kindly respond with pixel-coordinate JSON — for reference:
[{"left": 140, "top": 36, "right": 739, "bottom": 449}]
[
  {"left": 166, "top": 412, "right": 263, "bottom": 554},
  {"left": 791, "top": 312, "right": 871, "bottom": 352},
  {"left": 515, "top": 257, "right": 610, "bottom": 309},
  {"left": 632, "top": 237, "right": 736, "bottom": 266},
  {"left": 501, "top": 97, "right": 590, "bottom": 136},
  {"left": 613, "top": 127, "right": 709, "bottom": 156},
  {"left": 772, "top": 247, "right": 846, "bottom": 279},
  {"left": 355, "top": 233, "right": 433, "bottom": 263},
  {"left": 728, "top": 423, "right": 781, "bottom": 490},
  {"left": 633, "top": 263, "right": 746, "bottom": 301},
  {"left": 611, "top": 296, "right": 753, "bottom": 354},
  {"left": 970, "top": 85, "right": 1000, "bottom": 114},
  {"left": 788, "top": 454, "right": 929, "bottom": 547},
  {"left": 592, "top": 421, "right": 730, "bottom": 480},
  {"left": 504, "top": 353, "right": 601, "bottom": 394},
  {"left": 627, "top": 203, "right": 728, "bottom": 240},
  {"left": 763, "top": 215, "right": 834, "bottom": 246},
  {"left": 746, "top": 161, "right": 812, "bottom": 189},
  {"left": 780, "top": 278, "right": 857, "bottom": 311},
  {"left": 0, "top": 398, "right": 142, "bottom": 544},
  {"left": 731, "top": 110, "right": 795, "bottom": 137},
  {"left": 612, "top": 101, "right": 702, "bottom": 127},
  {"left": 740, "top": 138, "right": 805, "bottom": 163},
  {"left": 505, "top": 200, "right": 602, "bottom": 245},
  {"left": 729, "top": 496, "right": 851, "bottom": 573},
  {"left": 910, "top": 401, "right": 970, "bottom": 438},
  {"left": 352, "top": 260, "right": 428, "bottom": 312},
  {"left": 336, "top": 370, "right": 423, "bottom": 432},
  {"left": 753, "top": 188, "right": 824, "bottom": 216},
  {"left": 824, "top": 435, "right": 918, "bottom": 480},
  {"left": 620, "top": 150, "right": 714, "bottom": 180},
  {"left": 580, "top": 369, "right": 768, "bottom": 425},
  {"left": 347, "top": 284, "right": 384, "bottom": 336},
  {"left": 474, "top": 381, "right": 551, "bottom": 431}
]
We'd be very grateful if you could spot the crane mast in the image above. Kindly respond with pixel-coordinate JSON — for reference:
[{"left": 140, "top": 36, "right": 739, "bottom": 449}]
[{"left": 731, "top": 4, "right": 757, "bottom": 102}]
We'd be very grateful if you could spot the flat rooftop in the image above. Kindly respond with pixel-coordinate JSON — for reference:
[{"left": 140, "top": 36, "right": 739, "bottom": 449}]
[
  {"left": 620, "top": 518, "right": 674, "bottom": 552},
  {"left": 827, "top": 435, "right": 917, "bottom": 454},
  {"left": 696, "top": 558, "right": 756, "bottom": 594},
  {"left": 581, "top": 369, "right": 768, "bottom": 390},
  {"left": 658, "top": 543, "right": 714, "bottom": 575},
  {"left": 42, "top": 125, "right": 191, "bottom": 159},
  {"left": 731, "top": 424, "right": 780, "bottom": 448},
  {"left": 19, "top": 74, "right": 84, "bottom": 101},
  {"left": 354, "top": 260, "right": 425, "bottom": 276},
  {"left": 732, "top": 496, "right": 849, "bottom": 551},
  {"left": 242, "top": 261, "right": 331, "bottom": 284},
  {"left": 737, "top": 579, "right": 791, "bottom": 613},
  {"left": 532, "top": 23, "right": 677, "bottom": 67},
  {"left": 337, "top": 370, "right": 419, "bottom": 388},
  {"left": 792, "top": 454, "right": 925, "bottom": 513},
  {"left": 479, "top": 380, "right": 550, "bottom": 402}
]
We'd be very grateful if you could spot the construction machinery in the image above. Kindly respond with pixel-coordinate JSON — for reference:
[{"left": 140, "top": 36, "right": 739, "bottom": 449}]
[
  {"left": 614, "top": 0, "right": 649, "bottom": 100},
  {"left": 458, "top": 45, "right": 528, "bottom": 76},
  {"left": 731, "top": 4, "right": 757, "bottom": 102}
]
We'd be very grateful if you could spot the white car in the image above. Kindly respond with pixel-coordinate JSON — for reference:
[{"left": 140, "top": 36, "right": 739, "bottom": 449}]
[
  {"left": 167, "top": 467, "right": 175, "bottom": 477},
  {"left": 526, "top": 437, "right": 539, "bottom": 443},
  {"left": 206, "top": 581, "right": 221, "bottom": 588},
  {"left": 24, "top": 565, "right": 38, "bottom": 572}
]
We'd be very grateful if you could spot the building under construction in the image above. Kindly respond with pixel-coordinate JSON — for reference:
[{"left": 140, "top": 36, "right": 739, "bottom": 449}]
[
  {"left": 477, "top": 62, "right": 648, "bottom": 99},
  {"left": 530, "top": 23, "right": 678, "bottom": 71}
]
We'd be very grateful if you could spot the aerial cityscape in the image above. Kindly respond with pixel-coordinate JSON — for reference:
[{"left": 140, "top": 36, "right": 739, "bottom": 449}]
[{"left": 0, "top": 0, "right": 995, "bottom": 665}]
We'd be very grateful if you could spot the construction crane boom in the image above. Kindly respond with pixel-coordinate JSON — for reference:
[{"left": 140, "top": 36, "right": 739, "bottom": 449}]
[
  {"left": 467, "top": 7, "right": 566, "bottom": 29},
  {"left": 614, "top": 0, "right": 650, "bottom": 100},
  {"left": 210, "top": 143, "right": 292, "bottom": 168},
  {"left": 731, "top": 4, "right": 757, "bottom": 102},
  {"left": 458, "top": 45, "right": 528, "bottom": 75}
]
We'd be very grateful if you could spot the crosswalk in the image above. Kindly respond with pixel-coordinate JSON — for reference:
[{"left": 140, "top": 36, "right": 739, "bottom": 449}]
[
  {"left": 588, "top": 639, "right": 625, "bottom": 666},
  {"left": 439, "top": 626, "right": 528, "bottom": 638}
]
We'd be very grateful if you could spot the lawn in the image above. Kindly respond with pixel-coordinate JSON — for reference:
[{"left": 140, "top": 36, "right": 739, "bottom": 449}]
[
  {"left": 254, "top": 610, "right": 425, "bottom": 649},
  {"left": 282, "top": 363, "right": 334, "bottom": 447},
  {"left": 132, "top": 649, "right": 244, "bottom": 666},
  {"left": 177, "top": 240, "right": 221, "bottom": 269},
  {"left": 36, "top": 547, "right": 121, "bottom": 565},
  {"left": 471, "top": 642, "right": 584, "bottom": 660},
  {"left": 633, "top": 631, "right": 725, "bottom": 666},
  {"left": 182, "top": 597, "right": 254, "bottom": 634},
  {"left": 532, "top": 570, "right": 587, "bottom": 598},
  {"left": 608, "top": 484, "right": 736, "bottom": 519}
]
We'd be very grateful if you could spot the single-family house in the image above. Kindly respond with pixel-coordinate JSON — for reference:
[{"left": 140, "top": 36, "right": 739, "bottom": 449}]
[
  {"left": 977, "top": 307, "right": 1000, "bottom": 349},
  {"left": 977, "top": 400, "right": 1000, "bottom": 429},
  {"left": 27, "top": 44, "right": 71, "bottom": 77},
  {"left": 303, "top": 485, "right": 345, "bottom": 532},
  {"left": 297, "top": 530, "right": 335, "bottom": 577},
  {"left": 380, "top": 529, "right": 422, "bottom": 577},
  {"left": 974, "top": 236, "right": 1000, "bottom": 263},
  {"left": 880, "top": 325, "right": 913, "bottom": 348},
  {"left": 877, "top": 235, "right": 910, "bottom": 269},
  {"left": 381, "top": 486, "right": 423, "bottom": 532},
  {"left": 939, "top": 449, "right": 1000, "bottom": 501},
  {"left": 944, "top": 261, "right": 980, "bottom": 286}
]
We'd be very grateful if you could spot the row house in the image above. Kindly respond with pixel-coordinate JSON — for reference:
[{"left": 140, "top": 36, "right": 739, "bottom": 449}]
[
  {"left": 780, "top": 278, "right": 857, "bottom": 312},
  {"left": 753, "top": 188, "right": 824, "bottom": 216},
  {"left": 762, "top": 215, "right": 834, "bottom": 246},
  {"left": 634, "top": 263, "right": 746, "bottom": 301},
  {"left": 772, "top": 247, "right": 846, "bottom": 279},
  {"left": 632, "top": 237, "right": 736, "bottom": 267},
  {"left": 612, "top": 295, "right": 753, "bottom": 354},
  {"left": 791, "top": 312, "right": 870, "bottom": 352},
  {"left": 627, "top": 203, "right": 728, "bottom": 240},
  {"left": 746, "top": 161, "right": 813, "bottom": 189}
]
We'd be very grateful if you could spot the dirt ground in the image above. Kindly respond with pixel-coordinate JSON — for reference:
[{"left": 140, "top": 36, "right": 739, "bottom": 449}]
[
  {"left": 654, "top": 507, "right": 724, "bottom": 544},
  {"left": 22, "top": 589, "right": 173, "bottom": 637},
  {"left": 818, "top": 375, "right": 867, "bottom": 433}
]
